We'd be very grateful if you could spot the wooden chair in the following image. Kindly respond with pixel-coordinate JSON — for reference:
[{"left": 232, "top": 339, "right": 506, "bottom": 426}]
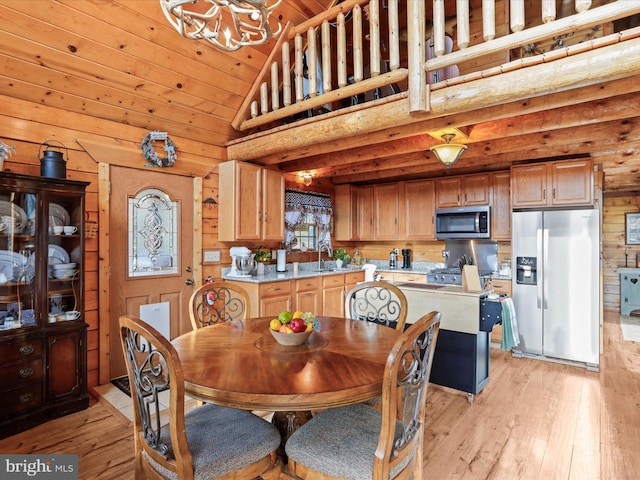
[
  {"left": 118, "top": 315, "right": 282, "bottom": 480},
  {"left": 188, "top": 281, "right": 250, "bottom": 330},
  {"left": 344, "top": 281, "right": 409, "bottom": 331},
  {"left": 285, "top": 311, "right": 441, "bottom": 480}
]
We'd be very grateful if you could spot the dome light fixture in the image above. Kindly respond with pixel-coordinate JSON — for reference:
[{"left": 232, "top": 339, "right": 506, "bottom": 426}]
[
  {"left": 300, "top": 172, "right": 313, "bottom": 186},
  {"left": 429, "top": 133, "right": 468, "bottom": 168},
  {"left": 160, "top": 0, "right": 283, "bottom": 52}
]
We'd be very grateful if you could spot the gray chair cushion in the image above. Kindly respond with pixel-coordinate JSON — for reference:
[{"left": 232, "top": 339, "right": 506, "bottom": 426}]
[
  {"left": 144, "top": 404, "right": 281, "bottom": 479},
  {"left": 285, "top": 403, "right": 414, "bottom": 479}
]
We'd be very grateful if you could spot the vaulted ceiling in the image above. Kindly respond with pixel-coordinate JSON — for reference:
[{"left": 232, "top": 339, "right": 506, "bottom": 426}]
[{"left": 1, "top": 0, "right": 639, "bottom": 193}]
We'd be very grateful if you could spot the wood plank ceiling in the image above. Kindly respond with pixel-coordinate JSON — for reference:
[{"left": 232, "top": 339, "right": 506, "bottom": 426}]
[{"left": 0, "top": 0, "right": 639, "bottom": 193}]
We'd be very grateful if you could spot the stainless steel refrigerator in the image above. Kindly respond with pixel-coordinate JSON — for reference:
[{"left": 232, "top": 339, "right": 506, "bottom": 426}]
[{"left": 511, "top": 209, "right": 600, "bottom": 368}]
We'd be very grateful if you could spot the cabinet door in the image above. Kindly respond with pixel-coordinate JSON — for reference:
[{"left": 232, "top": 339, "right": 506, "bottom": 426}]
[
  {"left": 511, "top": 163, "right": 548, "bottom": 207},
  {"left": 262, "top": 168, "right": 285, "bottom": 241},
  {"left": 462, "top": 174, "right": 490, "bottom": 205},
  {"left": 357, "top": 186, "right": 374, "bottom": 240},
  {"left": 550, "top": 159, "right": 593, "bottom": 206},
  {"left": 334, "top": 185, "right": 358, "bottom": 241},
  {"left": 296, "top": 291, "right": 320, "bottom": 314},
  {"left": 47, "top": 329, "right": 86, "bottom": 400},
  {"left": 374, "top": 183, "right": 399, "bottom": 240},
  {"left": 260, "top": 295, "right": 292, "bottom": 317},
  {"left": 404, "top": 180, "right": 435, "bottom": 240},
  {"left": 435, "top": 177, "right": 462, "bottom": 208},
  {"left": 490, "top": 171, "right": 511, "bottom": 240},
  {"left": 322, "top": 275, "right": 345, "bottom": 317},
  {"left": 235, "top": 162, "right": 262, "bottom": 241}
]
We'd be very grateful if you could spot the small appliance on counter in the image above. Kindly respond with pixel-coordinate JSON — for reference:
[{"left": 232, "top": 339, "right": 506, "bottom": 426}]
[
  {"left": 389, "top": 249, "right": 397, "bottom": 269},
  {"left": 401, "top": 249, "right": 412, "bottom": 269},
  {"left": 228, "top": 246, "right": 254, "bottom": 277}
]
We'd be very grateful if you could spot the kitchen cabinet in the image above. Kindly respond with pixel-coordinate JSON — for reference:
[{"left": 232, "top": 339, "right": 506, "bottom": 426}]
[
  {"left": 511, "top": 159, "right": 594, "bottom": 208},
  {"left": 374, "top": 184, "right": 400, "bottom": 240},
  {"left": 295, "top": 277, "right": 321, "bottom": 315},
  {"left": 334, "top": 185, "right": 358, "bottom": 241},
  {"left": 381, "top": 272, "right": 426, "bottom": 283},
  {"left": 436, "top": 174, "right": 490, "bottom": 208},
  {"left": 0, "top": 172, "right": 88, "bottom": 439},
  {"left": 357, "top": 186, "right": 374, "bottom": 240},
  {"left": 490, "top": 171, "right": 511, "bottom": 240},
  {"left": 218, "top": 160, "right": 285, "bottom": 242},
  {"left": 620, "top": 269, "right": 640, "bottom": 316},
  {"left": 322, "top": 274, "right": 346, "bottom": 317},
  {"left": 404, "top": 179, "right": 436, "bottom": 240}
]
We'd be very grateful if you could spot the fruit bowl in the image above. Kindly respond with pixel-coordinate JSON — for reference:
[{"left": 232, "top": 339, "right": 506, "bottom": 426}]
[{"left": 269, "top": 328, "right": 313, "bottom": 346}]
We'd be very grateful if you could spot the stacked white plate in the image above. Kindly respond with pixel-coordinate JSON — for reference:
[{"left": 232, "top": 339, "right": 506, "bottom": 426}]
[{"left": 50, "top": 262, "right": 77, "bottom": 279}]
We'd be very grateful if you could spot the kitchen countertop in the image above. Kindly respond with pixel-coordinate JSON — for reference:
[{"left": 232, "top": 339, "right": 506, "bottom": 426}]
[{"left": 221, "top": 261, "right": 511, "bottom": 284}]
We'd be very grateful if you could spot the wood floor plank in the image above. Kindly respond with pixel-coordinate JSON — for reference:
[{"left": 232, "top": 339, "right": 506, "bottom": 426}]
[{"left": 0, "top": 309, "right": 637, "bottom": 480}]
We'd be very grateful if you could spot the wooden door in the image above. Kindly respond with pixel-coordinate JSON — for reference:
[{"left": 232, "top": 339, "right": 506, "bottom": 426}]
[
  {"left": 404, "top": 179, "right": 435, "bottom": 240},
  {"left": 262, "top": 168, "right": 285, "bottom": 241},
  {"left": 374, "top": 183, "right": 399, "bottom": 240},
  {"left": 511, "top": 163, "right": 548, "bottom": 207},
  {"left": 235, "top": 162, "right": 262, "bottom": 241},
  {"left": 462, "top": 174, "right": 490, "bottom": 205},
  {"left": 550, "top": 159, "right": 593, "bottom": 206},
  {"left": 108, "top": 166, "right": 194, "bottom": 379},
  {"left": 490, "top": 171, "right": 511, "bottom": 240},
  {"left": 435, "top": 177, "right": 462, "bottom": 207}
]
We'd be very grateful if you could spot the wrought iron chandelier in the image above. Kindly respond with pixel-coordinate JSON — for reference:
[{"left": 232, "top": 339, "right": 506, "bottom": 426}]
[{"left": 160, "top": 0, "right": 283, "bottom": 52}]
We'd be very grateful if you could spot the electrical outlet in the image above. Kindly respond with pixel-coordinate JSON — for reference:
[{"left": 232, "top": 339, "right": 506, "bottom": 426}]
[
  {"left": 203, "top": 250, "right": 220, "bottom": 263},
  {"left": 442, "top": 250, "right": 449, "bottom": 258}
]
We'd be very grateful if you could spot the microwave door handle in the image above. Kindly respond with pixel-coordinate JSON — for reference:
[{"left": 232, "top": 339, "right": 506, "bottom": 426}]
[{"left": 475, "top": 213, "right": 480, "bottom": 232}]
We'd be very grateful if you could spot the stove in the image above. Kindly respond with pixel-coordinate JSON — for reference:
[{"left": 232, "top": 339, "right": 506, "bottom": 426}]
[{"left": 427, "top": 268, "right": 493, "bottom": 286}]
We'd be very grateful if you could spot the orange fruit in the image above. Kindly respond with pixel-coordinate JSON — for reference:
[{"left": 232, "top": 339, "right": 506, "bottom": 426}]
[{"left": 278, "top": 324, "right": 289, "bottom": 333}]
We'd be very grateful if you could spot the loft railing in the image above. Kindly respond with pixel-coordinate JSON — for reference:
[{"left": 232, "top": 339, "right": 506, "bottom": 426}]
[{"left": 231, "top": 0, "right": 640, "bottom": 133}]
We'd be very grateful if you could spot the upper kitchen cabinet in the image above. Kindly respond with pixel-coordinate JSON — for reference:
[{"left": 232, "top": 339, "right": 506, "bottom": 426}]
[
  {"left": 436, "top": 174, "right": 490, "bottom": 208},
  {"left": 374, "top": 184, "right": 400, "bottom": 240},
  {"left": 218, "top": 160, "right": 284, "bottom": 242},
  {"left": 334, "top": 185, "right": 358, "bottom": 242},
  {"left": 357, "top": 186, "right": 374, "bottom": 240},
  {"left": 404, "top": 179, "right": 436, "bottom": 240},
  {"left": 490, "top": 171, "right": 511, "bottom": 240},
  {"left": 511, "top": 159, "right": 594, "bottom": 208}
]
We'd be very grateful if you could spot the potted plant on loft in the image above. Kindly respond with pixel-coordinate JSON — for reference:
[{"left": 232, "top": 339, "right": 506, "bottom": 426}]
[
  {"left": 333, "top": 248, "right": 350, "bottom": 270},
  {"left": 254, "top": 246, "right": 271, "bottom": 275}
]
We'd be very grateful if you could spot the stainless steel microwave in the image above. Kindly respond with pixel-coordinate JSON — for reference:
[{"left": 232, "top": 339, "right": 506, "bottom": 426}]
[{"left": 435, "top": 206, "right": 490, "bottom": 239}]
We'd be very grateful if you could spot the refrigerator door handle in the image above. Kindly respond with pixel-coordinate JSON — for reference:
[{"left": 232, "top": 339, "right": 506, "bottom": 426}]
[
  {"left": 537, "top": 228, "right": 543, "bottom": 309},
  {"left": 542, "top": 228, "right": 549, "bottom": 310}
]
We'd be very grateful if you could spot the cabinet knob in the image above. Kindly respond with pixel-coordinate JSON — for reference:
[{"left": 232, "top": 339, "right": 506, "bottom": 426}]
[{"left": 185, "top": 279, "right": 194, "bottom": 286}]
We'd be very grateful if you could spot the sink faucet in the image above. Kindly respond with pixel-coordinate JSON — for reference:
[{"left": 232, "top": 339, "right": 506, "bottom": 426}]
[{"left": 317, "top": 242, "right": 333, "bottom": 271}]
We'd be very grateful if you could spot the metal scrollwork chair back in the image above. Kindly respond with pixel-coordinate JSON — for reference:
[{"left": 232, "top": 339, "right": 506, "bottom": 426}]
[
  {"left": 344, "top": 281, "right": 408, "bottom": 331},
  {"left": 189, "top": 281, "right": 250, "bottom": 330},
  {"left": 285, "top": 311, "right": 441, "bottom": 480},
  {"left": 119, "top": 315, "right": 282, "bottom": 480}
]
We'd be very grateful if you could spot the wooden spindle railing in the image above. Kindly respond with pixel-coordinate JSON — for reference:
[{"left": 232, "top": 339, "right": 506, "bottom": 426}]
[{"left": 231, "top": 0, "right": 640, "bottom": 133}]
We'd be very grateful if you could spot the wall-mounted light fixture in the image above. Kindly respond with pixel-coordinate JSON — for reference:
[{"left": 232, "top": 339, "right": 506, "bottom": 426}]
[
  {"left": 429, "top": 133, "right": 467, "bottom": 168},
  {"left": 300, "top": 172, "right": 313, "bottom": 186},
  {"left": 159, "top": 0, "right": 283, "bottom": 52}
]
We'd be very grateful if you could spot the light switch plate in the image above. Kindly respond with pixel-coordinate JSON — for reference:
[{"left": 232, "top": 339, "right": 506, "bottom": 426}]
[{"left": 203, "top": 250, "right": 220, "bottom": 263}]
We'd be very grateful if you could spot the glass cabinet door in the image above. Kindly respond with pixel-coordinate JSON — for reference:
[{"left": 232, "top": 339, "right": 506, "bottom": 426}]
[
  {"left": 46, "top": 194, "right": 83, "bottom": 325},
  {"left": 0, "top": 190, "right": 37, "bottom": 331}
]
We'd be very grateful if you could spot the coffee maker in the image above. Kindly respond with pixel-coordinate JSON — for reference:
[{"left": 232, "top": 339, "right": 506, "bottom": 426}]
[{"left": 401, "top": 249, "right": 412, "bottom": 269}]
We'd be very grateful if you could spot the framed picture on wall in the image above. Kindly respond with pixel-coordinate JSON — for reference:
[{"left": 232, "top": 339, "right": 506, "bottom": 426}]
[{"left": 625, "top": 213, "right": 640, "bottom": 245}]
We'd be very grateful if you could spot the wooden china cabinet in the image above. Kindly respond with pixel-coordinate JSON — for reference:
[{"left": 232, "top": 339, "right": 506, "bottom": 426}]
[{"left": 0, "top": 172, "right": 88, "bottom": 439}]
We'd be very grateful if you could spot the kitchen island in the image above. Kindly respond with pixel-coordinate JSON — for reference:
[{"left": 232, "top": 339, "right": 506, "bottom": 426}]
[{"left": 395, "top": 282, "right": 501, "bottom": 402}]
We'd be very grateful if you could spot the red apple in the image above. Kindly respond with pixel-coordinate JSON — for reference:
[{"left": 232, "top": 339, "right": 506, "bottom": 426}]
[{"left": 290, "top": 317, "right": 306, "bottom": 333}]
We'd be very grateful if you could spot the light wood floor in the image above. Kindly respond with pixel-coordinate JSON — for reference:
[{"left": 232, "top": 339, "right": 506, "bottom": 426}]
[{"left": 0, "top": 309, "right": 638, "bottom": 479}]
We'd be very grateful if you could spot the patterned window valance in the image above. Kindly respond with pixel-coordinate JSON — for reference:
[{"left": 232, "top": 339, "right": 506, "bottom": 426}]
[
  {"left": 285, "top": 189, "right": 332, "bottom": 214},
  {"left": 284, "top": 189, "right": 333, "bottom": 249}
]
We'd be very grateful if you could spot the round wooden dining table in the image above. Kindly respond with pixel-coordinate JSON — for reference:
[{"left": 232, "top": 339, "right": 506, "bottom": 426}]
[{"left": 171, "top": 316, "right": 401, "bottom": 412}]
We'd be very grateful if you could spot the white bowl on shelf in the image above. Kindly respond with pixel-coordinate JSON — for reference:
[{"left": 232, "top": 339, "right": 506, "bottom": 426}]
[
  {"left": 51, "top": 263, "right": 77, "bottom": 270},
  {"left": 53, "top": 269, "right": 77, "bottom": 279}
]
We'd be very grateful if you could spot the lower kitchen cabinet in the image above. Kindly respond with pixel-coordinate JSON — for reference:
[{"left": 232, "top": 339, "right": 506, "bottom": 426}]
[
  {"left": 429, "top": 329, "right": 490, "bottom": 402},
  {"left": 322, "top": 275, "right": 345, "bottom": 317},
  {"left": 295, "top": 277, "right": 321, "bottom": 314}
]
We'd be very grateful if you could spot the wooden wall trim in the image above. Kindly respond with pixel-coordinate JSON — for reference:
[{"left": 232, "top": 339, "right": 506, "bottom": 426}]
[{"left": 98, "top": 162, "right": 110, "bottom": 385}]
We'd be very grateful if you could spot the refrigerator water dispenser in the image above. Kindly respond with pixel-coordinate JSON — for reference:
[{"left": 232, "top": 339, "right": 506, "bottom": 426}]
[{"left": 516, "top": 256, "right": 537, "bottom": 285}]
